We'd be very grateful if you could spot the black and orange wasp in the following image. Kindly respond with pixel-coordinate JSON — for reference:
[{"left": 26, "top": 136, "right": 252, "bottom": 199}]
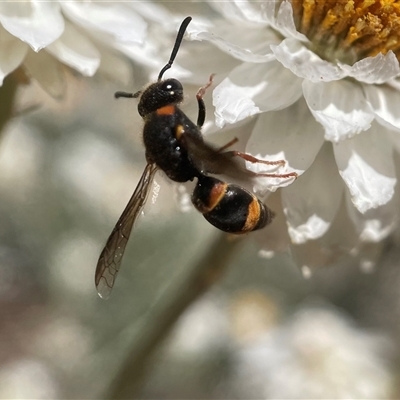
[{"left": 95, "top": 16, "right": 297, "bottom": 298}]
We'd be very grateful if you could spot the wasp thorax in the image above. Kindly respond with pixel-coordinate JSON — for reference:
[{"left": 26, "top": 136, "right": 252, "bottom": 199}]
[{"left": 138, "top": 78, "right": 184, "bottom": 117}]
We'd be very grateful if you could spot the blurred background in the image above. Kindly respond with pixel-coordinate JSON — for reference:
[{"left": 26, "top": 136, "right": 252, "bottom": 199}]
[
  {"left": 1, "top": 63, "right": 400, "bottom": 399},
  {"left": 0, "top": 69, "right": 400, "bottom": 399}
]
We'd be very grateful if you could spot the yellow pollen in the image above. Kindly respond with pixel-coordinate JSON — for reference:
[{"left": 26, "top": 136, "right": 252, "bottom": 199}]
[{"left": 291, "top": 0, "right": 400, "bottom": 64}]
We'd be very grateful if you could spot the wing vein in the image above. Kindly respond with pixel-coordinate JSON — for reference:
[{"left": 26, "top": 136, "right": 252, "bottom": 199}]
[{"left": 95, "top": 163, "right": 158, "bottom": 299}]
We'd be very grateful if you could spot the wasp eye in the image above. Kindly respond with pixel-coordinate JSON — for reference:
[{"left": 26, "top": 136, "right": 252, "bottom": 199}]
[{"left": 161, "top": 78, "right": 183, "bottom": 94}]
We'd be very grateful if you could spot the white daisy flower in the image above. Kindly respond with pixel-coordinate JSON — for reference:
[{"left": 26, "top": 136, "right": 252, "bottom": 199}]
[
  {"left": 0, "top": 1, "right": 152, "bottom": 97},
  {"left": 177, "top": 0, "right": 400, "bottom": 270}
]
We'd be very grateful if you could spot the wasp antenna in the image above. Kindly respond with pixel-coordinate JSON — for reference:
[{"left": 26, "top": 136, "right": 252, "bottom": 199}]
[
  {"left": 114, "top": 90, "right": 142, "bottom": 99},
  {"left": 115, "top": 91, "right": 134, "bottom": 99},
  {"left": 157, "top": 16, "right": 192, "bottom": 81}
]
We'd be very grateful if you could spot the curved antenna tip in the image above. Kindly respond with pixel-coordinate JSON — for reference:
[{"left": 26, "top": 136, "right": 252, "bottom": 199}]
[{"left": 157, "top": 17, "right": 193, "bottom": 81}]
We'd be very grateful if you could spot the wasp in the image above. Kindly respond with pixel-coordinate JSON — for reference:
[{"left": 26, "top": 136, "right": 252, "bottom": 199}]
[{"left": 95, "top": 16, "right": 297, "bottom": 298}]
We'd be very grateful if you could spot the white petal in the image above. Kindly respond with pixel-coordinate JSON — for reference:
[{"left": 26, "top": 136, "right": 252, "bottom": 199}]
[
  {"left": 118, "top": 43, "right": 192, "bottom": 83},
  {"left": 213, "top": 60, "right": 302, "bottom": 127},
  {"left": 260, "top": 1, "right": 303, "bottom": 40},
  {"left": 246, "top": 99, "right": 324, "bottom": 193},
  {"left": 24, "top": 49, "right": 65, "bottom": 99},
  {"left": 272, "top": 38, "right": 346, "bottom": 82},
  {"left": 388, "top": 130, "right": 400, "bottom": 155},
  {"left": 96, "top": 47, "right": 132, "bottom": 85},
  {"left": 0, "top": 1, "right": 64, "bottom": 51},
  {"left": 116, "top": 40, "right": 161, "bottom": 73},
  {"left": 253, "top": 190, "right": 291, "bottom": 253},
  {"left": 127, "top": 2, "right": 172, "bottom": 26},
  {"left": 303, "top": 80, "right": 374, "bottom": 142},
  {"left": 364, "top": 84, "right": 400, "bottom": 133},
  {"left": 187, "top": 12, "right": 280, "bottom": 64},
  {"left": 176, "top": 40, "right": 241, "bottom": 86},
  {"left": 187, "top": 29, "right": 275, "bottom": 63},
  {"left": 333, "top": 125, "right": 396, "bottom": 213},
  {"left": 0, "top": 25, "right": 27, "bottom": 85},
  {"left": 259, "top": 0, "right": 279, "bottom": 24},
  {"left": 345, "top": 191, "right": 397, "bottom": 242},
  {"left": 209, "top": 0, "right": 268, "bottom": 25},
  {"left": 46, "top": 21, "right": 100, "bottom": 77},
  {"left": 61, "top": 2, "right": 146, "bottom": 44},
  {"left": 282, "top": 143, "right": 344, "bottom": 244},
  {"left": 291, "top": 240, "right": 341, "bottom": 270},
  {"left": 290, "top": 200, "right": 359, "bottom": 269},
  {"left": 338, "top": 51, "right": 400, "bottom": 84},
  {"left": 213, "top": 75, "right": 260, "bottom": 127},
  {"left": 275, "top": 1, "right": 306, "bottom": 40},
  {"left": 115, "top": 18, "right": 198, "bottom": 79},
  {"left": 211, "top": 1, "right": 248, "bottom": 23},
  {"left": 388, "top": 77, "right": 400, "bottom": 91}
]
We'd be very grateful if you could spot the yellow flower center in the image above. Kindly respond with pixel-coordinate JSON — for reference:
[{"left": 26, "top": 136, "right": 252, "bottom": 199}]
[{"left": 291, "top": 0, "right": 400, "bottom": 64}]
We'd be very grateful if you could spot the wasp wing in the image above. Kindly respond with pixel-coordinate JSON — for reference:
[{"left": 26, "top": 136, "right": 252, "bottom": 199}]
[
  {"left": 95, "top": 163, "right": 158, "bottom": 299},
  {"left": 181, "top": 133, "right": 252, "bottom": 181}
]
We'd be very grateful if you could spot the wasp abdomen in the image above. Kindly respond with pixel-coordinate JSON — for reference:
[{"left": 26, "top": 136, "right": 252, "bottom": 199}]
[{"left": 192, "top": 176, "right": 274, "bottom": 234}]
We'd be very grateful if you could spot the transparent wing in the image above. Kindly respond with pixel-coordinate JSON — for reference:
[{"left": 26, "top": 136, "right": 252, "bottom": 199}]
[
  {"left": 95, "top": 163, "right": 158, "bottom": 299},
  {"left": 182, "top": 133, "right": 252, "bottom": 181}
]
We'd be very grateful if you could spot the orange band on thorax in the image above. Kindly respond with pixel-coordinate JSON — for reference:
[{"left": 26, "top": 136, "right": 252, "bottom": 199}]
[{"left": 156, "top": 105, "right": 176, "bottom": 115}]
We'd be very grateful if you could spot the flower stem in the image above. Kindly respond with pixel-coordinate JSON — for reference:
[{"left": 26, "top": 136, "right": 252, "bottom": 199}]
[
  {"left": 107, "top": 232, "right": 243, "bottom": 399},
  {"left": 0, "top": 74, "right": 18, "bottom": 138}
]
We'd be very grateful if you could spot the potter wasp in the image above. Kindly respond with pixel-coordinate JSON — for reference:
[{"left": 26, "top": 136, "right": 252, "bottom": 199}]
[{"left": 95, "top": 16, "right": 297, "bottom": 298}]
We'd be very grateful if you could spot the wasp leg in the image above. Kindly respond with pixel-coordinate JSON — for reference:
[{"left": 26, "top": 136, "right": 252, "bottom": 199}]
[
  {"left": 196, "top": 73, "right": 215, "bottom": 128},
  {"left": 224, "top": 151, "right": 286, "bottom": 167},
  {"left": 224, "top": 150, "right": 298, "bottom": 179},
  {"left": 252, "top": 171, "right": 298, "bottom": 179},
  {"left": 215, "top": 137, "right": 239, "bottom": 153}
]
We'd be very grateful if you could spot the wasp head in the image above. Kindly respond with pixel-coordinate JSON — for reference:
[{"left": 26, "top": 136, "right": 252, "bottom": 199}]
[{"left": 137, "top": 78, "right": 184, "bottom": 117}]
